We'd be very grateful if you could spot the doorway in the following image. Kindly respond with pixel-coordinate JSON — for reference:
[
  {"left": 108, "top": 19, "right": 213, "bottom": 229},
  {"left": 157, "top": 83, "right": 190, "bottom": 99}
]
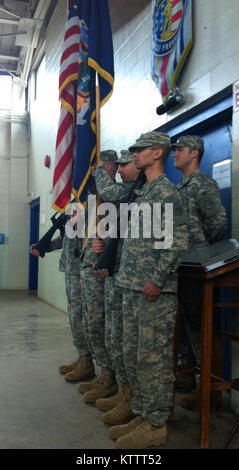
[{"left": 28, "top": 198, "right": 40, "bottom": 291}]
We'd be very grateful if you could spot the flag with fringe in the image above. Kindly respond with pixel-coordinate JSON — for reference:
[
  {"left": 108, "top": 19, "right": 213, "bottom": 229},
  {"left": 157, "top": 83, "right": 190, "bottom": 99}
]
[{"left": 52, "top": 0, "right": 114, "bottom": 212}]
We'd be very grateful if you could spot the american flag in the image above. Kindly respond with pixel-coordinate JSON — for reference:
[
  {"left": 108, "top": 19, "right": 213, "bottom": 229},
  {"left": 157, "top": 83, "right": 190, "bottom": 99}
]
[
  {"left": 152, "top": 0, "right": 192, "bottom": 102},
  {"left": 52, "top": 0, "right": 114, "bottom": 213},
  {"left": 52, "top": 1, "right": 80, "bottom": 212}
]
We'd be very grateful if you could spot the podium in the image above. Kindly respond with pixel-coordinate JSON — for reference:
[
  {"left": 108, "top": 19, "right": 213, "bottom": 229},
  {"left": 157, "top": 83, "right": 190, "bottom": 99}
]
[{"left": 177, "top": 240, "right": 239, "bottom": 448}]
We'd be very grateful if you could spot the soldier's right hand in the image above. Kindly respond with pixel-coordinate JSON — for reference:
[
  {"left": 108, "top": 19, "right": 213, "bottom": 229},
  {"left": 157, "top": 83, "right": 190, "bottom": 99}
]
[
  {"left": 92, "top": 238, "right": 105, "bottom": 253},
  {"left": 92, "top": 263, "right": 109, "bottom": 278},
  {"left": 30, "top": 243, "right": 40, "bottom": 257},
  {"left": 142, "top": 280, "right": 161, "bottom": 302}
]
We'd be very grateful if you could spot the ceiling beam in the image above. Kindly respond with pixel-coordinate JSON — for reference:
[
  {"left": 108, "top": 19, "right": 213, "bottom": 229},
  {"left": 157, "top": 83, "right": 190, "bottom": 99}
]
[
  {"left": 20, "top": 0, "right": 52, "bottom": 83},
  {"left": 0, "top": 6, "right": 21, "bottom": 20},
  {"left": 0, "top": 54, "right": 19, "bottom": 61},
  {"left": 0, "top": 18, "right": 19, "bottom": 25}
]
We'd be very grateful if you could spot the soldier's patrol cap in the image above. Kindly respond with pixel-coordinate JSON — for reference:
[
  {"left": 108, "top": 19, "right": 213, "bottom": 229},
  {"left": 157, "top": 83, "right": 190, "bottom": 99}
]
[
  {"left": 100, "top": 149, "right": 118, "bottom": 162},
  {"left": 115, "top": 150, "right": 134, "bottom": 164},
  {"left": 129, "top": 131, "right": 171, "bottom": 152},
  {"left": 171, "top": 135, "right": 204, "bottom": 154}
]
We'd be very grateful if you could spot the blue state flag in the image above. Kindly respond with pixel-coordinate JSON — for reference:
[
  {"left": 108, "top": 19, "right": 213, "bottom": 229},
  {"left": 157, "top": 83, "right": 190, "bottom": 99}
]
[{"left": 72, "top": 0, "right": 114, "bottom": 204}]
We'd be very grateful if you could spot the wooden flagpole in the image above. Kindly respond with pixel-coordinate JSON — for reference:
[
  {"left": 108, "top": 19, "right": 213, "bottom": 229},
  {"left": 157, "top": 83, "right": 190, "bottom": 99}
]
[
  {"left": 95, "top": 72, "right": 101, "bottom": 166},
  {"left": 95, "top": 73, "right": 101, "bottom": 234}
]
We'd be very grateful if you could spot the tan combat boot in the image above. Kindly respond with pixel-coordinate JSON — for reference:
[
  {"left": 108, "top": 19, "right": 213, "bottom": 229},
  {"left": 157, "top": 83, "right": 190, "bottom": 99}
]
[
  {"left": 84, "top": 369, "right": 118, "bottom": 404},
  {"left": 59, "top": 357, "right": 80, "bottom": 375},
  {"left": 117, "top": 420, "right": 167, "bottom": 449},
  {"left": 102, "top": 384, "right": 134, "bottom": 425},
  {"left": 78, "top": 376, "right": 99, "bottom": 394},
  {"left": 95, "top": 384, "right": 125, "bottom": 412},
  {"left": 108, "top": 416, "right": 144, "bottom": 440},
  {"left": 175, "top": 371, "right": 197, "bottom": 393},
  {"left": 64, "top": 355, "right": 95, "bottom": 382},
  {"left": 179, "top": 385, "right": 200, "bottom": 411}
]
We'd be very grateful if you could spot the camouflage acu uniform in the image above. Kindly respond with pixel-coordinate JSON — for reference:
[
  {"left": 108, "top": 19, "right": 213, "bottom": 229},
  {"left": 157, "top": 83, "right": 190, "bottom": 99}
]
[
  {"left": 177, "top": 169, "right": 227, "bottom": 365},
  {"left": 80, "top": 149, "right": 127, "bottom": 370},
  {"left": 48, "top": 234, "right": 90, "bottom": 356},
  {"left": 177, "top": 169, "right": 227, "bottom": 249},
  {"left": 107, "top": 278, "right": 128, "bottom": 384},
  {"left": 60, "top": 235, "right": 90, "bottom": 356},
  {"left": 93, "top": 166, "right": 134, "bottom": 203},
  {"left": 80, "top": 242, "right": 113, "bottom": 369},
  {"left": 93, "top": 163, "right": 136, "bottom": 383},
  {"left": 101, "top": 251, "right": 128, "bottom": 384},
  {"left": 46, "top": 235, "right": 63, "bottom": 252},
  {"left": 115, "top": 173, "right": 189, "bottom": 427}
]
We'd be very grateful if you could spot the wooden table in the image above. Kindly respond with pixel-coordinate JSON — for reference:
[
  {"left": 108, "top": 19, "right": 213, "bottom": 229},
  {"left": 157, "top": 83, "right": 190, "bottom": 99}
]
[{"left": 178, "top": 259, "right": 239, "bottom": 448}]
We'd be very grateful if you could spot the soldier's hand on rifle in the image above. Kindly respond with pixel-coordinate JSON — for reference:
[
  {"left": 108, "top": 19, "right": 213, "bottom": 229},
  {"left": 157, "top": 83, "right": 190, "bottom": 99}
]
[
  {"left": 95, "top": 268, "right": 109, "bottom": 279},
  {"left": 30, "top": 243, "right": 40, "bottom": 257},
  {"left": 92, "top": 262, "right": 109, "bottom": 278},
  {"left": 92, "top": 238, "right": 105, "bottom": 253},
  {"left": 142, "top": 280, "right": 161, "bottom": 302}
]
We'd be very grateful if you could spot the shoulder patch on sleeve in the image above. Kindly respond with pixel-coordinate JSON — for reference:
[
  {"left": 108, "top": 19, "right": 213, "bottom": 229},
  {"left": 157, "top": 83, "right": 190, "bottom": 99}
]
[
  {"left": 164, "top": 194, "right": 188, "bottom": 226},
  {"left": 196, "top": 192, "right": 215, "bottom": 211}
]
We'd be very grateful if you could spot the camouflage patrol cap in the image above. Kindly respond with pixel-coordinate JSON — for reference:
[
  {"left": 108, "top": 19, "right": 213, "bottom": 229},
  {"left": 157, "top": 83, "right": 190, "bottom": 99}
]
[
  {"left": 115, "top": 150, "right": 134, "bottom": 164},
  {"left": 129, "top": 131, "right": 171, "bottom": 152},
  {"left": 100, "top": 149, "right": 118, "bottom": 162},
  {"left": 171, "top": 135, "right": 204, "bottom": 154}
]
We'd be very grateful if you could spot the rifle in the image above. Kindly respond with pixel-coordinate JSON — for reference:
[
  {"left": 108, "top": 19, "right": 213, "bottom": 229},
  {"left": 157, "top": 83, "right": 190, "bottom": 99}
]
[
  {"left": 33, "top": 212, "right": 68, "bottom": 258},
  {"left": 94, "top": 171, "right": 146, "bottom": 275}
]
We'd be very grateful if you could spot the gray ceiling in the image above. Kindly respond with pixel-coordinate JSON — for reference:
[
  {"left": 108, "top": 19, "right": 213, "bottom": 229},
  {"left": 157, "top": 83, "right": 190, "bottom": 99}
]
[{"left": 0, "top": 0, "right": 57, "bottom": 85}]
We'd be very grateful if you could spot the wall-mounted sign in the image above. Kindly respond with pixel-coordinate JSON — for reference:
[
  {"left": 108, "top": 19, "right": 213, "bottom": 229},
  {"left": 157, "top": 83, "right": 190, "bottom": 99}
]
[
  {"left": 234, "top": 81, "right": 239, "bottom": 112},
  {"left": 212, "top": 159, "right": 231, "bottom": 189}
]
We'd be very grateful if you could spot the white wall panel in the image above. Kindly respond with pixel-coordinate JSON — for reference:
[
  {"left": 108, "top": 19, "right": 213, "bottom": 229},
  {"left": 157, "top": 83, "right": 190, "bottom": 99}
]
[
  {"left": 11, "top": 123, "right": 29, "bottom": 158},
  {"left": 28, "top": 0, "right": 67, "bottom": 311},
  {"left": 0, "top": 116, "right": 29, "bottom": 288},
  {"left": 0, "top": 122, "right": 10, "bottom": 157}
]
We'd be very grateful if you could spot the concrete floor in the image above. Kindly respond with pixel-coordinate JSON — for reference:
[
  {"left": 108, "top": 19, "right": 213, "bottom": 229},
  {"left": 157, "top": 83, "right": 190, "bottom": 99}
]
[{"left": 0, "top": 290, "right": 239, "bottom": 450}]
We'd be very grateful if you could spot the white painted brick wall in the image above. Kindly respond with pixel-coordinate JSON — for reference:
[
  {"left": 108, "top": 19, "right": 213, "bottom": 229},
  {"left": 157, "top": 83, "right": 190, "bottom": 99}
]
[
  {"left": 0, "top": 121, "right": 10, "bottom": 157},
  {"left": 28, "top": 0, "right": 67, "bottom": 311},
  {"left": 0, "top": 110, "right": 29, "bottom": 289}
]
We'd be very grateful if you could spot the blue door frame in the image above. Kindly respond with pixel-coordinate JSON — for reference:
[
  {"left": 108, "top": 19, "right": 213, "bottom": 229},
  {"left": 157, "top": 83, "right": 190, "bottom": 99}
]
[
  {"left": 157, "top": 93, "right": 233, "bottom": 380},
  {"left": 28, "top": 198, "right": 40, "bottom": 291}
]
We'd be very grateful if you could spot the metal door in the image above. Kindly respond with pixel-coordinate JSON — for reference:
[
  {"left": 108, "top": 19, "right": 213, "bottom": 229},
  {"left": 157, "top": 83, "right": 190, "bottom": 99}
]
[{"left": 28, "top": 198, "right": 40, "bottom": 291}]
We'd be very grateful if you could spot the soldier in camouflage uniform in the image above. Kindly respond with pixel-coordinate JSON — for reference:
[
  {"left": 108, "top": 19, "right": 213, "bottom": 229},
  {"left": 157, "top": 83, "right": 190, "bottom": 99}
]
[
  {"left": 172, "top": 135, "right": 227, "bottom": 408},
  {"left": 109, "top": 132, "right": 189, "bottom": 449},
  {"left": 92, "top": 150, "right": 142, "bottom": 425},
  {"left": 30, "top": 233, "right": 95, "bottom": 381},
  {"left": 78, "top": 150, "right": 127, "bottom": 403},
  {"left": 173, "top": 136, "right": 227, "bottom": 249}
]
